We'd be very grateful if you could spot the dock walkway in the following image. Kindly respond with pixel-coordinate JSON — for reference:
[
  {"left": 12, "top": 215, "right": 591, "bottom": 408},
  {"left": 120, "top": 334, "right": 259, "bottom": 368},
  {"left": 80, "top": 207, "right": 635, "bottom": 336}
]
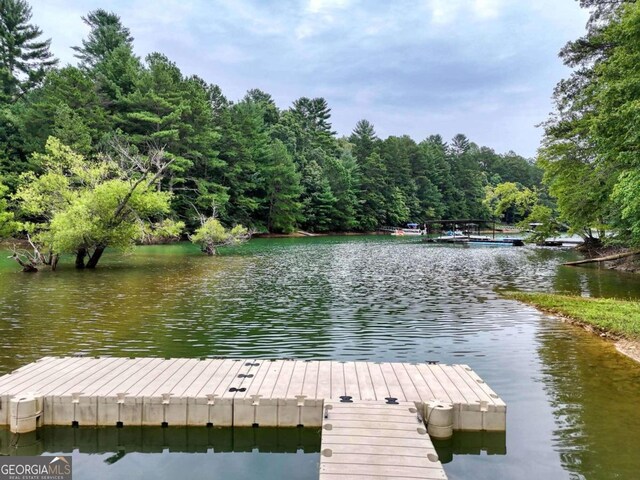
[{"left": 320, "top": 399, "right": 447, "bottom": 479}]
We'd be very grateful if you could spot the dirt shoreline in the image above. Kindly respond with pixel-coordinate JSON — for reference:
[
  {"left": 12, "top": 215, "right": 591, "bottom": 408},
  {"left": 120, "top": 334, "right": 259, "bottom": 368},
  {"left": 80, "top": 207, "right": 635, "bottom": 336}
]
[
  {"left": 533, "top": 306, "right": 640, "bottom": 365},
  {"left": 616, "top": 339, "right": 640, "bottom": 363}
]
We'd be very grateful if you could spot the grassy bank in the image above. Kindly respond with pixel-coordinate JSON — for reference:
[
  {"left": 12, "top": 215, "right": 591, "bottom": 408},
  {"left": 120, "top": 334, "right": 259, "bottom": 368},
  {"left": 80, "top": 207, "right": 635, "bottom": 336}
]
[{"left": 501, "top": 291, "right": 640, "bottom": 338}]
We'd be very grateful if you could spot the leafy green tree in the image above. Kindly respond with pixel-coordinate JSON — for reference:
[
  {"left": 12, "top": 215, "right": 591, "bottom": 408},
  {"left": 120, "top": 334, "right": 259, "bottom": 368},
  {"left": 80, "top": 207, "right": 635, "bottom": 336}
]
[
  {"left": 589, "top": 2, "right": 640, "bottom": 244},
  {"left": 72, "top": 9, "right": 133, "bottom": 69},
  {"left": 484, "top": 182, "right": 537, "bottom": 224},
  {"left": 538, "top": 152, "right": 611, "bottom": 241},
  {"left": 13, "top": 137, "right": 173, "bottom": 270},
  {"left": 519, "top": 204, "right": 559, "bottom": 244},
  {"left": 190, "top": 215, "right": 249, "bottom": 255},
  {"left": 611, "top": 170, "right": 640, "bottom": 244},
  {"left": 0, "top": 0, "right": 56, "bottom": 102},
  {"left": 141, "top": 218, "right": 184, "bottom": 244},
  {"left": 540, "top": 0, "right": 637, "bottom": 246},
  {"left": 0, "top": 180, "right": 17, "bottom": 237}
]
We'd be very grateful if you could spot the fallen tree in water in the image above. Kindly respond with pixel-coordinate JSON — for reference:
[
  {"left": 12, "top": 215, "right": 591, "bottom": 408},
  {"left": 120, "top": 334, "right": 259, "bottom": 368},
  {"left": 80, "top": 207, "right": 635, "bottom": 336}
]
[
  {"left": 9, "top": 234, "right": 58, "bottom": 272},
  {"left": 563, "top": 249, "right": 640, "bottom": 267}
]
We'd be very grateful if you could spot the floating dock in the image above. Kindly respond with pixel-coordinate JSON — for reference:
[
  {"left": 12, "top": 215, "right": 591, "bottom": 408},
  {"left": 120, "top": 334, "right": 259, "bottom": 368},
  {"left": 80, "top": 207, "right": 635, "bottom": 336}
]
[
  {"left": 0, "top": 357, "right": 506, "bottom": 480},
  {"left": 423, "top": 236, "right": 524, "bottom": 246},
  {"left": 320, "top": 399, "right": 447, "bottom": 479}
]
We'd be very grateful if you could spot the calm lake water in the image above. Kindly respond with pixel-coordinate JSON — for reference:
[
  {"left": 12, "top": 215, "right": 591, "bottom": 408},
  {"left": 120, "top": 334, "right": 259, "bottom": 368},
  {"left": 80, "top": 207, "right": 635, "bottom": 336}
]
[{"left": 1, "top": 236, "right": 639, "bottom": 480}]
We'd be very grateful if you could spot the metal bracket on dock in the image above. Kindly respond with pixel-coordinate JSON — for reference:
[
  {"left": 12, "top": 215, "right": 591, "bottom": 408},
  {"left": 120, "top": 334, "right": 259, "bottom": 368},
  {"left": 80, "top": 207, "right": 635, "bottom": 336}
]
[
  {"left": 339, "top": 396, "right": 353, "bottom": 403},
  {"left": 251, "top": 395, "right": 262, "bottom": 426},
  {"left": 161, "top": 393, "right": 172, "bottom": 427},
  {"left": 72, "top": 392, "right": 82, "bottom": 425},
  {"left": 296, "top": 395, "right": 307, "bottom": 427},
  {"left": 206, "top": 394, "right": 219, "bottom": 427},
  {"left": 324, "top": 403, "right": 333, "bottom": 419},
  {"left": 116, "top": 393, "right": 127, "bottom": 427}
]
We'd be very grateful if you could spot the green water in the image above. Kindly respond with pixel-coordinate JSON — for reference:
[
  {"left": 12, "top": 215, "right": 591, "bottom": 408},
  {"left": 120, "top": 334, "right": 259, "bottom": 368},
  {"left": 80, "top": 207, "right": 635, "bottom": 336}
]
[{"left": 1, "top": 236, "right": 640, "bottom": 479}]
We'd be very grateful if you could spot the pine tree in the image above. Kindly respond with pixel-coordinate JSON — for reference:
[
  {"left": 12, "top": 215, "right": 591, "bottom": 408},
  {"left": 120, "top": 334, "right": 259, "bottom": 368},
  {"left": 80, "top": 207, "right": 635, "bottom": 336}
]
[
  {"left": 72, "top": 9, "right": 133, "bottom": 69},
  {"left": 357, "top": 152, "right": 388, "bottom": 230},
  {"left": 16, "top": 66, "right": 109, "bottom": 155},
  {"left": 349, "top": 119, "right": 378, "bottom": 162},
  {"left": 261, "top": 140, "right": 302, "bottom": 233},
  {"left": 300, "top": 158, "right": 337, "bottom": 232},
  {"left": 0, "top": 0, "right": 57, "bottom": 102}
]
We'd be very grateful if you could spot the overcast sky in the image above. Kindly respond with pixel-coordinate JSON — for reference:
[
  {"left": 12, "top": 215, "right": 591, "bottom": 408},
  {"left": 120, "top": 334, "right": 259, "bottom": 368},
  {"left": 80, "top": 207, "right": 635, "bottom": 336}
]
[{"left": 30, "top": 0, "right": 589, "bottom": 158}]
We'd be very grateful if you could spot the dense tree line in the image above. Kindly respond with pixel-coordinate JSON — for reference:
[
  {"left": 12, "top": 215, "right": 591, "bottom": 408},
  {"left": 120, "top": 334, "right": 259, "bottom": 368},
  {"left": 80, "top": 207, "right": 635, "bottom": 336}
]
[
  {"left": 0, "top": 0, "right": 543, "bottom": 251},
  {"left": 541, "top": 0, "right": 640, "bottom": 247}
]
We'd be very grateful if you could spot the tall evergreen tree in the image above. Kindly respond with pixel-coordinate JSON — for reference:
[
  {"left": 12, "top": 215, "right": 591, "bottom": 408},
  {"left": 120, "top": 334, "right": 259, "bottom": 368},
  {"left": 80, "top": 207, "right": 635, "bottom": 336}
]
[
  {"left": 72, "top": 9, "right": 133, "bottom": 69},
  {"left": 16, "top": 66, "right": 109, "bottom": 155},
  {"left": 380, "top": 135, "right": 420, "bottom": 218},
  {"left": 0, "top": 0, "right": 56, "bottom": 102},
  {"left": 357, "top": 152, "right": 388, "bottom": 230},
  {"left": 349, "top": 119, "right": 378, "bottom": 162},
  {"left": 324, "top": 142, "right": 359, "bottom": 230},
  {"left": 261, "top": 140, "right": 302, "bottom": 233}
]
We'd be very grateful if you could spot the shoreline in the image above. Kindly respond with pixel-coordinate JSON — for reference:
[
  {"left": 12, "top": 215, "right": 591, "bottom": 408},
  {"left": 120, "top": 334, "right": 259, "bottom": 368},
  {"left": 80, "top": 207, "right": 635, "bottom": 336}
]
[
  {"left": 500, "top": 291, "right": 640, "bottom": 365},
  {"left": 616, "top": 339, "right": 640, "bottom": 364}
]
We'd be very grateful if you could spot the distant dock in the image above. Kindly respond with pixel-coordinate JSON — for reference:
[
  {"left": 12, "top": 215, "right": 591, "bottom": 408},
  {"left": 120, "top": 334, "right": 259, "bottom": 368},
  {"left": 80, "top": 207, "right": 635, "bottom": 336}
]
[{"left": 0, "top": 357, "right": 506, "bottom": 480}]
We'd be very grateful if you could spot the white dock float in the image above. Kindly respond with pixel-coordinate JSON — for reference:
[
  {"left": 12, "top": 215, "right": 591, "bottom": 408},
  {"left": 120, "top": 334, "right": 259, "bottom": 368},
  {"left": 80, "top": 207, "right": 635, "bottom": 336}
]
[
  {"left": 320, "top": 399, "right": 447, "bottom": 480},
  {"left": 0, "top": 357, "right": 505, "bottom": 434}
]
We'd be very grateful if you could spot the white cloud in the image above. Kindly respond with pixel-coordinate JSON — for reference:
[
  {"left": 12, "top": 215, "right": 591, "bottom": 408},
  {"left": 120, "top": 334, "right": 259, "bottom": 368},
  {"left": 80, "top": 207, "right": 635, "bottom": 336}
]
[
  {"left": 472, "top": 0, "right": 503, "bottom": 20},
  {"left": 427, "top": 0, "right": 461, "bottom": 25},
  {"left": 307, "top": 0, "right": 351, "bottom": 14},
  {"left": 424, "top": 0, "right": 504, "bottom": 25},
  {"left": 296, "top": 0, "right": 352, "bottom": 39}
]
